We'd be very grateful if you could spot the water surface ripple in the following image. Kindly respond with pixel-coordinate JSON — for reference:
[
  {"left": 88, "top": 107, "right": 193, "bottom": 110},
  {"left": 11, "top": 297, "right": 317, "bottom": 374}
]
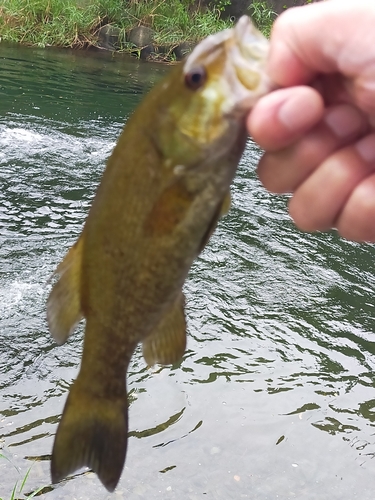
[{"left": 0, "top": 43, "right": 375, "bottom": 500}]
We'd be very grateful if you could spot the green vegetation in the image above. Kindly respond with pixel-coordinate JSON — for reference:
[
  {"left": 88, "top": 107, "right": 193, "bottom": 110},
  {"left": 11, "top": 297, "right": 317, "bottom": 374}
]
[
  {"left": 119, "top": 0, "right": 231, "bottom": 46},
  {"left": 0, "top": 0, "right": 96, "bottom": 48},
  {"left": 249, "top": 0, "right": 276, "bottom": 38},
  {"left": 0, "top": 0, "right": 276, "bottom": 58},
  {"left": 0, "top": 0, "right": 232, "bottom": 51},
  {"left": 0, "top": 454, "right": 44, "bottom": 500}
]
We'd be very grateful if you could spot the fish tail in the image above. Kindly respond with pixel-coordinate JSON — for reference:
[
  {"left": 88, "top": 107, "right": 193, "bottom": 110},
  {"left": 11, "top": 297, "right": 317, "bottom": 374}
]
[{"left": 51, "top": 377, "right": 128, "bottom": 492}]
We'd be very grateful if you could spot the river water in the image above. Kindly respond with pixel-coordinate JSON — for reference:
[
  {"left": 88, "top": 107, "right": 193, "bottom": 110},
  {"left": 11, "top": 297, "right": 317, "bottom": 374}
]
[{"left": 0, "top": 43, "right": 375, "bottom": 500}]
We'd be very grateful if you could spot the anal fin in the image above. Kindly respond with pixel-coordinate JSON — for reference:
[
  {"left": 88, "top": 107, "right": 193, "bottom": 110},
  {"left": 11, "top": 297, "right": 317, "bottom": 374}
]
[
  {"left": 47, "top": 237, "right": 84, "bottom": 345},
  {"left": 143, "top": 292, "right": 187, "bottom": 366}
]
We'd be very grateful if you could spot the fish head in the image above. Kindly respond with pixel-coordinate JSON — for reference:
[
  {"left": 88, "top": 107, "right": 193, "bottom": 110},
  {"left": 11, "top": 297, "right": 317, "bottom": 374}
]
[{"left": 156, "top": 16, "right": 273, "bottom": 163}]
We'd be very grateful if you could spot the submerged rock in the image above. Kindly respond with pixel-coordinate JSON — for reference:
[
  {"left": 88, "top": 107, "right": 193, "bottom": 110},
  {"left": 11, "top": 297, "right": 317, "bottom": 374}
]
[
  {"left": 128, "top": 26, "right": 155, "bottom": 60},
  {"left": 128, "top": 26, "right": 154, "bottom": 47},
  {"left": 173, "top": 41, "right": 195, "bottom": 60},
  {"left": 96, "top": 23, "right": 194, "bottom": 61},
  {"left": 97, "top": 25, "right": 125, "bottom": 50}
]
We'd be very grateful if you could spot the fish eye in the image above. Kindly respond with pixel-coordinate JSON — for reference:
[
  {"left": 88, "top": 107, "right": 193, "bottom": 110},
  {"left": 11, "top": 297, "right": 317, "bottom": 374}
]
[{"left": 184, "top": 66, "right": 207, "bottom": 90}]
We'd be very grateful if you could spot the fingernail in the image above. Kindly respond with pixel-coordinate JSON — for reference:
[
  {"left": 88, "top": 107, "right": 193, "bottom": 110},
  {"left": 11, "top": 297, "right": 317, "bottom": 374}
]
[
  {"left": 356, "top": 133, "right": 375, "bottom": 163},
  {"left": 325, "top": 105, "right": 363, "bottom": 138}
]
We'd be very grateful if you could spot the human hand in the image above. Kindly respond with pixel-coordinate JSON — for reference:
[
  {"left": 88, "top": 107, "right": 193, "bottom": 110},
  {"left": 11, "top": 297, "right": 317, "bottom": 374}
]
[{"left": 247, "top": 0, "right": 375, "bottom": 242}]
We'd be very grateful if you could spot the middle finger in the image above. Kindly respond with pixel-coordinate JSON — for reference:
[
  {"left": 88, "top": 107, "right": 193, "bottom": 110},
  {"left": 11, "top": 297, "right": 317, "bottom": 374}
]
[{"left": 257, "top": 104, "right": 368, "bottom": 194}]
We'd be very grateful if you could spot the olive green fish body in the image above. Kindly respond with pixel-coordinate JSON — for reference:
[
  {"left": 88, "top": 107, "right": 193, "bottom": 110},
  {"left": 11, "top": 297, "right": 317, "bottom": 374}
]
[{"left": 47, "top": 16, "right": 272, "bottom": 492}]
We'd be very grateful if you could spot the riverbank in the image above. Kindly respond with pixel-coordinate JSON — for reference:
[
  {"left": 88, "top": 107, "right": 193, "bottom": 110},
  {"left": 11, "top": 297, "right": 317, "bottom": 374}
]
[{"left": 0, "top": 0, "right": 275, "bottom": 61}]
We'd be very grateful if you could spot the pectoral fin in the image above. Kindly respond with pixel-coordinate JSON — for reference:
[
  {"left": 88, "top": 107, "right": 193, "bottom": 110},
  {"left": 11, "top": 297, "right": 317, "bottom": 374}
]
[
  {"left": 220, "top": 190, "right": 231, "bottom": 216},
  {"left": 47, "top": 237, "right": 84, "bottom": 345},
  {"left": 143, "top": 293, "right": 187, "bottom": 366},
  {"left": 198, "top": 190, "right": 231, "bottom": 254}
]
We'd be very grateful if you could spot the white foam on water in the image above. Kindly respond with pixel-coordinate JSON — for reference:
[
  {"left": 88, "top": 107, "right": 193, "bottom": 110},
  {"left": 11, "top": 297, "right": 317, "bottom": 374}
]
[
  {"left": 0, "top": 126, "right": 44, "bottom": 144},
  {"left": 0, "top": 280, "right": 43, "bottom": 318},
  {"left": 0, "top": 119, "right": 118, "bottom": 168}
]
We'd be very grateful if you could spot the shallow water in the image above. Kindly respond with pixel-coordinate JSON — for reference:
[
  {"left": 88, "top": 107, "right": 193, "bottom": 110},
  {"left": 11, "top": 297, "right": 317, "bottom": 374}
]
[{"left": 0, "top": 43, "right": 375, "bottom": 500}]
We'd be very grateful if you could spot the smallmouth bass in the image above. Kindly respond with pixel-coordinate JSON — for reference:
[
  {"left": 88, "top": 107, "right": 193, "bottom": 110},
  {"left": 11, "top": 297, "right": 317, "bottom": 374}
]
[{"left": 47, "top": 16, "right": 272, "bottom": 491}]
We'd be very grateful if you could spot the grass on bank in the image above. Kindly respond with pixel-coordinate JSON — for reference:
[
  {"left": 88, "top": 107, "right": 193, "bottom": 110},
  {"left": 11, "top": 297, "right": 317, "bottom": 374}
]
[
  {"left": 0, "top": 0, "right": 231, "bottom": 49},
  {"left": 0, "top": 0, "right": 275, "bottom": 55},
  {"left": 250, "top": 0, "right": 276, "bottom": 38}
]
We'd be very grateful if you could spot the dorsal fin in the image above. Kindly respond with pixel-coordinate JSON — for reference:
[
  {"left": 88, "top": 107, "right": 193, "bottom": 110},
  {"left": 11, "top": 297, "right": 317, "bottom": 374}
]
[
  {"left": 143, "top": 293, "right": 186, "bottom": 366},
  {"left": 47, "top": 237, "right": 84, "bottom": 345}
]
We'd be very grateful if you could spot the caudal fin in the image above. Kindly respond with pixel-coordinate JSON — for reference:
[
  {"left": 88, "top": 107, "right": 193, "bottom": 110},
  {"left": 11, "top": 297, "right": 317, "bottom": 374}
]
[{"left": 51, "top": 379, "right": 128, "bottom": 492}]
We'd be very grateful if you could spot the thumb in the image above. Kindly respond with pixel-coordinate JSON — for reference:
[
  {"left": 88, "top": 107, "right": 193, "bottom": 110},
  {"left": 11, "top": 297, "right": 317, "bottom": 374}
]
[{"left": 268, "top": 0, "right": 375, "bottom": 114}]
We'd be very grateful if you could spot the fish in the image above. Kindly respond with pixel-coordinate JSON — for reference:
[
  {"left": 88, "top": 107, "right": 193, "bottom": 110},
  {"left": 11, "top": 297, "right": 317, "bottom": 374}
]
[{"left": 47, "top": 15, "right": 272, "bottom": 492}]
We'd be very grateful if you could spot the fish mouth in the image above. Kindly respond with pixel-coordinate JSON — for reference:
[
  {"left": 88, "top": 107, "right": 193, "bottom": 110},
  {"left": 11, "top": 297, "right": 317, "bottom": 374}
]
[
  {"left": 183, "top": 16, "right": 274, "bottom": 117},
  {"left": 177, "top": 16, "right": 274, "bottom": 146},
  {"left": 233, "top": 16, "right": 269, "bottom": 63},
  {"left": 229, "top": 16, "right": 274, "bottom": 112}
]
